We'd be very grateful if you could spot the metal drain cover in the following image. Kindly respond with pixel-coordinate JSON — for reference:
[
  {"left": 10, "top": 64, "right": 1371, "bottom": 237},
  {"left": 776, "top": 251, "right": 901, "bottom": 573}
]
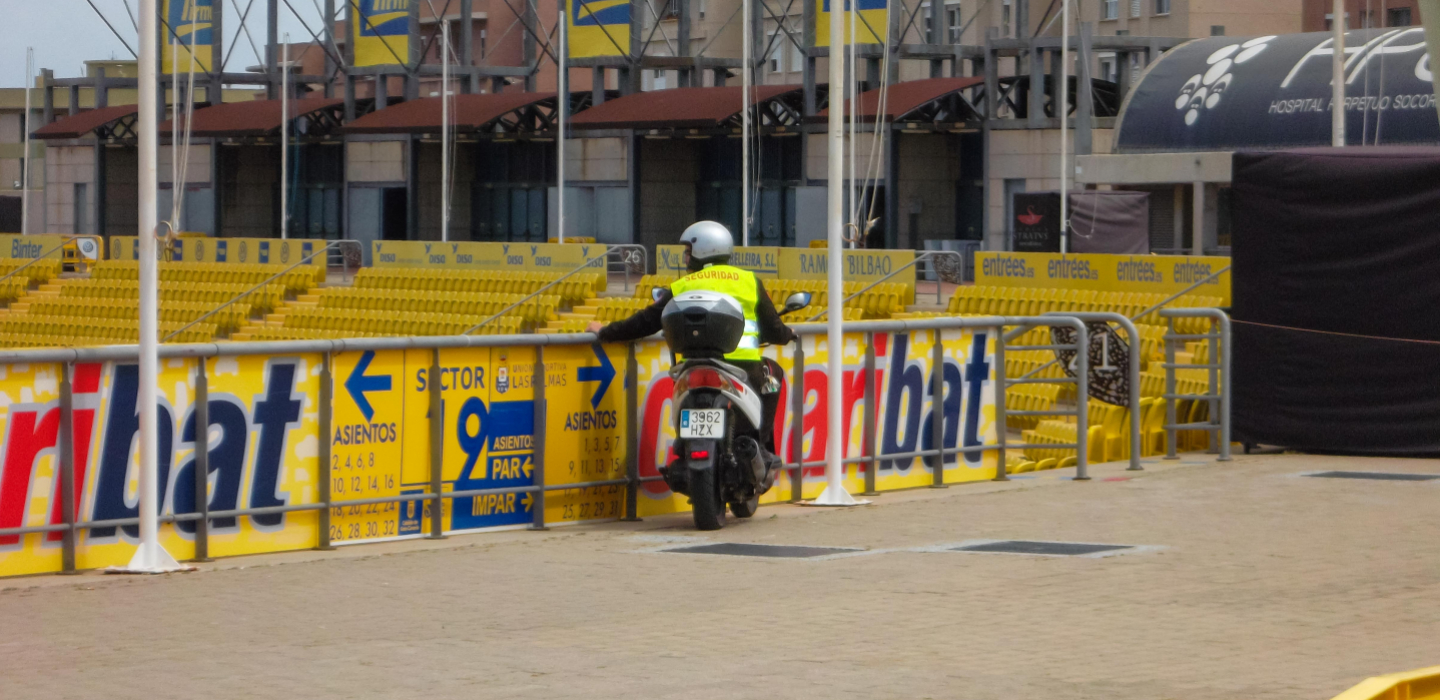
[
  {"left": 663, "top": 543, "right": 862, "bottom": 558},
  {"left": 1306, "top": 471, "right": 1440, "bottom": 482},
  {"left": 951, "top": 540, "right": 1132, "bottom": 556}
]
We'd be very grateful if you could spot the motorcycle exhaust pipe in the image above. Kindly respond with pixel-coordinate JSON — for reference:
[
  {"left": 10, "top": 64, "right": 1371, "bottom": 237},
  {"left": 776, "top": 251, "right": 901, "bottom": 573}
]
[{"left": 734, "top": 436, "right": 767, "bottom": 487}]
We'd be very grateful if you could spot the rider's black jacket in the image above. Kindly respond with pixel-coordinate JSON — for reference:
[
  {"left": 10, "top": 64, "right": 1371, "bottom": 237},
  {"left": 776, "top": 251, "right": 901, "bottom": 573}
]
[{"left": 596, "top": 279, "right": 797, "bottom": 347}]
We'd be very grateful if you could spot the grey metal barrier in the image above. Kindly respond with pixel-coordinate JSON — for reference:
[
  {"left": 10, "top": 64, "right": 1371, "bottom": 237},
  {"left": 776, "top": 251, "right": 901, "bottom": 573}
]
[
  {"left": 606, "top": 244, "right": 647, "bottom": 293},
  {"left": 0, "top": 314, "right": 1094, "bottom": 575},
  {"left": 0, "top": 332, "right": 632, "bottom": 573},
  {"left": 1160, "top": 308, "right": 1231, "bottom": 462},
  {"left": 1043, "top": 311, "right": 1143, "bottom": 472},
  {"left": 997, "top": 317, "right": 1093, "bottom": 480},
  {"left": 778, "top": 315, "right": 1091, "bottom": 498}
]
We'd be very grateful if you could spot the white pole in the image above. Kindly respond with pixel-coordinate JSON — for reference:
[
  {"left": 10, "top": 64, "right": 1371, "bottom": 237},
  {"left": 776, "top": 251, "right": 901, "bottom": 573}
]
[
  {"left": 442, "top": 21, "right": 450, "bottom": 243},
  {"left": 122, "top": 0, "right": 184, "bottom": 573},
  {"left": 557, "top": 3, "right": 567, "bottom": 244},
  {"left": 809, "top": 0, "right": 865, "bottom": 507},
  {"left": 172, "top": 33, "right": 181, "bottom": 228},
  {"left": 281, "top": 35, "right": 290, "bottom": 239},
  {"left": 741, "top": 0, "right": 752, "bottom": 246},
  {"left": 848, "top": 0, "right": 856, "bottom": 249},
  {"left": 1332, "top": 0, "right": 1346, "bottom": 147},
  {"left": 21, "top": 47, "right": 32, "bottom": 236},
  {"left": 1422, "top": 0, "right": 1440, "bottom": 128},
  {"left": 1058, "top": 0, "right": 1069, "bottom": 254}
]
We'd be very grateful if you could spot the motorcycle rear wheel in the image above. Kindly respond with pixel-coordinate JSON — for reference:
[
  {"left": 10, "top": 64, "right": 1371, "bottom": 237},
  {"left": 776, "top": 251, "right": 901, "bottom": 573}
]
[{"left": 690, "top": 466, "right": 727, "bottom": 531}]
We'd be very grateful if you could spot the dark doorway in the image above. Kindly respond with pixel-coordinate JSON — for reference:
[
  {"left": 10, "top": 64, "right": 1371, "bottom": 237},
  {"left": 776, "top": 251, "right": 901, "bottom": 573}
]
[
  {"left": 956, "top": 132, "right": 984, "bottom": 240},
  {"left": 382, "top": 187, "right": 408, "bottom": 241}
]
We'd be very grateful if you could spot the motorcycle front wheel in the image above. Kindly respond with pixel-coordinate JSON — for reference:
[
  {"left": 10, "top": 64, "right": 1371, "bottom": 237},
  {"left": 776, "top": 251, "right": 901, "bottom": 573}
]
[{"left": 689, "top": 465, "right": 727, "bottom": 531}]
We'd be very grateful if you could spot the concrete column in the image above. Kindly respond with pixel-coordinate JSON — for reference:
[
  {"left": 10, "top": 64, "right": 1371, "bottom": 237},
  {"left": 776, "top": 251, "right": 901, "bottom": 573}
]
[
  {"left": 1173, "top": 184, "right": 1185, "bottom": 252},
  {"left": 1028, "top": 45, "right": 1044, "bottom": 127},
  {"left": 592, "top": 67, "right": 607, "bottom": 105},
  {"left": 1191, "top": 181, "right": 1204, "bottom": 256},
  {"left": 375, "top": 74, "right": 388, "bottom": 110}
]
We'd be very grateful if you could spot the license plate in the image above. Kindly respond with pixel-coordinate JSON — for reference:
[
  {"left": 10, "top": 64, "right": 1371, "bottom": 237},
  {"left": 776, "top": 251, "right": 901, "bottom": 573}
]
[{"left": 679, "top": 409, "right": 725, "bottom": 439}]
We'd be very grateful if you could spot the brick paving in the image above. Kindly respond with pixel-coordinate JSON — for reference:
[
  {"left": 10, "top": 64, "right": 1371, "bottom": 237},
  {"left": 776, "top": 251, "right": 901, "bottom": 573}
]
[{"left": 5, "top": 453, "right": 1440, "bottom": 700}]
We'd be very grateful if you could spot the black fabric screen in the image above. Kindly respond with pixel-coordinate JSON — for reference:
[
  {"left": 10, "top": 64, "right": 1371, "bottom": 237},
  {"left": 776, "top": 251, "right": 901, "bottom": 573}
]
[{"left": 1231, "top": 147, "right": 1440, "bottom": 453}]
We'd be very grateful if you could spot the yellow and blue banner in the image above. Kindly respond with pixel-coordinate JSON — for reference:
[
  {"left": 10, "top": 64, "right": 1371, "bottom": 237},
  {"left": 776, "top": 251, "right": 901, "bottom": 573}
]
[
  {"left": 350, "top": 0, "right": 414, "bottom": 68},
  {"left": 108, "top": 236, "right": 325, "bottom": 266},
  {"left": 974, "top": 252, "right": 1232, "bottom": 305},
  {"left": 162, "top": 0, "right": 216, "bottom": 74},
  {"left": 566, "top": 0, "right": 631, "bottom": 59},
  {"left": 0, "top": 322, "right": 1001, "bottom": 576},
  {"left": 815, "top": 0, "right": 888, "bottom": 47}
]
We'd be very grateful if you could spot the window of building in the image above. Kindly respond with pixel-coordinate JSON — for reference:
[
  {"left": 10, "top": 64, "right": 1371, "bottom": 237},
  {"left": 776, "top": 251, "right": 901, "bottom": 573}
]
[
  {"left": 767, "top": 32, "right": 783, "bottom": 72},
  {"left": 698, "top": 0, "right": 706, "bottom": 19},
  {"left": 1102, "top": 0, "right": 1118, "bottom": 20},
  {"left": 1131, "top": 0, "right": 1141, "bottom": 17},
  {"left": 1210, "top": 25, "right": 1225, "bottom": 35},
  {"left": 790, "top": 35, "right": 804, "bottom": 70},
  {"left": 479, "top": 29, "right": 486, "bottom": 58},
  {"left": 946, "top": 3, "right": 962, "bottom": 43},
  {"left": 1098, "top": 55, "right": 1117, "bottom": 82},
  {"left": 1389, "top": 7, "right": 1412, "bottom": 25},
  {"left": 922, "top": 1, "right": 933, "bottom": 42},
  {"left": 1002, "top": 0, "right": 1012, "bottom": 35},
  {"left": 1154, "top": 0, "right": 1170, "bottom": 15}
]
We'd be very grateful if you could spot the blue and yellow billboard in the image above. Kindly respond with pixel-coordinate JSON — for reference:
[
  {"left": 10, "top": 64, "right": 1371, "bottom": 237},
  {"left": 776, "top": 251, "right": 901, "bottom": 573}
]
[
  {"left": 816, "top": 0, "right": 888, "bottom": 47},
  {"left": 162, "top": 0, "right": 216, "bottom": 74},
  {"left": 567, "top": 0, "right": 631, "bottom": 59},
  {"left": 350, "top": 0, "right": 414, "bottom": 68}
]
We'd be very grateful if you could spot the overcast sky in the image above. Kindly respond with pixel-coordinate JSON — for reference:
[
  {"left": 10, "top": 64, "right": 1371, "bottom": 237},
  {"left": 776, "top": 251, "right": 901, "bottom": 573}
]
[{"left": 2, "top": 1, "right": 321, "bottom": 88}]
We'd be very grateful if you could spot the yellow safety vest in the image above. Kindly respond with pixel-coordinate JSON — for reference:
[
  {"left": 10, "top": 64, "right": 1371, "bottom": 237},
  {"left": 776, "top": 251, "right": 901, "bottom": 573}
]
[{"left": 670, "top": 264, "right": 762, "bottom": 362}]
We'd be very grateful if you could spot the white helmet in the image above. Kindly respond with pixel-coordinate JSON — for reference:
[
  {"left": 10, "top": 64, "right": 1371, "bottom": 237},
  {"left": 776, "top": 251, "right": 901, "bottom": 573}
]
[{"left": 679, "top": 221, "right": 734, "bottom": 271}]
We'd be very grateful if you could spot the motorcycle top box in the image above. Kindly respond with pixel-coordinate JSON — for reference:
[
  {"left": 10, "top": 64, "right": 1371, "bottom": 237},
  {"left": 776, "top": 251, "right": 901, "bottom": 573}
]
[{"left": 661, "top": 291, "right": 746, "bottom": 359}]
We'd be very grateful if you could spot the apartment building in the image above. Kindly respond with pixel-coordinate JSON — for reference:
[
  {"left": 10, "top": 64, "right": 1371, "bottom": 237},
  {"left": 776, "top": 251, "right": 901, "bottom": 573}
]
[{"left": 1300, "top": 0, "right": 1422, "bottom": 30}]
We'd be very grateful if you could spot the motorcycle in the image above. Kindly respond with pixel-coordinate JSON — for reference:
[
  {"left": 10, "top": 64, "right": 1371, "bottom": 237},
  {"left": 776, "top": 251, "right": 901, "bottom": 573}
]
[{"left": 657, "top": 288, "right": 812, "bottom": 530}]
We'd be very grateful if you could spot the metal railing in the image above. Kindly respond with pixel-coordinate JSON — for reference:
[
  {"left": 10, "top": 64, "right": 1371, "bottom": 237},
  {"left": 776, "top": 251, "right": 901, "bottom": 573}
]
[
  {"left": 804, "top": 250, "right": 965, "bottom": 321},
  {"left": 607, "top": 244, "right": 647, "bottom": 293},
  {"left": 0, "top": 308, "right": 1235, "bottom": 575},
  {"left": 1043, "top": 311, "right": 1143, "bottom": 471},
  {"left": 463, "top": 245, "right": 646, "bottom": 334},
  {"left": 1161, "top": 308, "right": 1231, "bottom": 462},
  {"left": 998, "top": 317, "right": 1093, "bottom": 480}
]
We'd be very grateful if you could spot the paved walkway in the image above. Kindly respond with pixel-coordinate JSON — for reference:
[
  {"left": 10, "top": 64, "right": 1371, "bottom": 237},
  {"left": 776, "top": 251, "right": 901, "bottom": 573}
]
[{"left": 6, "top": 453, "right": 1440, "bottom": 700}]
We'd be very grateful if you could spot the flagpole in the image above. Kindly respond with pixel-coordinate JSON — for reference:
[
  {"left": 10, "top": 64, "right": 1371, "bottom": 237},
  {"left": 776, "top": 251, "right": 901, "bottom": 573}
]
[
  {"left": 442, "top": 20, "right": 450, "bottom": 242},
  {"left": 808, "top": 0, "right": 865, "bottom": 507},
  {"left": 122, "top": 0, "right": 185, "bottom": 574},
  {"left": 742, "top": 0, "right": 751, "bottom": 246},
  {"left": 281, "top": 34, "right": 290, "bottom": 239},
  {"left": 557, "top": 0, "right": 567, "bottom": 244},
  {"left": 1058, "top": 0, "right": 1070, "bottom": 254},
  {"left": 1332, "top": 0, "right": 1346, "bottom": 147}
]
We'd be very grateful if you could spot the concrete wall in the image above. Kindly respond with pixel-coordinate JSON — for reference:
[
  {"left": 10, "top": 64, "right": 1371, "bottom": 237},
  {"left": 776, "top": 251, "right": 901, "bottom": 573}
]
[
  {"left": 219, "top": 145, "right": 277, "bottom": 238},
  {"left": 347, "top": 140, "right": 406, "bottom": 183},
  {"left": 986, "top": 127, "right": 1114, "bottom": 250},
  {"left": 43, "top": 145, "right": 95, "bottom": 234},
  {"left": 565, "top": 137, "right": 628, "bottom": 182},
  {"left": 896, "top": 134, "right": 961, "bottom": 247},
  {"left": 638, "top": 139, "right": 697, "bottom": 253},
  {"left": 416, "top": 141, "right": 474, "bottom": 241},
  {"left": 804, "top": 131, "right": 886, "bottom": 182}
]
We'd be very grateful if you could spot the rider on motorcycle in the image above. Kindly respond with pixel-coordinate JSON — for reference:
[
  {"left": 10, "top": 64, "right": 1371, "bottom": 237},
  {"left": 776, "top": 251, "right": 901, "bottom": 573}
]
[{"left": 586, "top": 221, "right": 796, "bottom": 458}]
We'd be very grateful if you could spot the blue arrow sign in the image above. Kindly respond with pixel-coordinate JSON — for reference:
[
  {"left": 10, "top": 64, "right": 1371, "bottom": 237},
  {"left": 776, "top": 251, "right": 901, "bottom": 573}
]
[
  {"left": 577, "top": 343, "right": 615, "bottom": 409},
  {"left": 344, "top": 350, "right": 392, "bottom": 422}
]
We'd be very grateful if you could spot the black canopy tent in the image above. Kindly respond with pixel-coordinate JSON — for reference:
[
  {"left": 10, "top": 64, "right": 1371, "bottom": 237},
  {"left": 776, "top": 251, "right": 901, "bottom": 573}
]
[{"left": 1231, "top": 147, "right": 1440, "bottom": 453}]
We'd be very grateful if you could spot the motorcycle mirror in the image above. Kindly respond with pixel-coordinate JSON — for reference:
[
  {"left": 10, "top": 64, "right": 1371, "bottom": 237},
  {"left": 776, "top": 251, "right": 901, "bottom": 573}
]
[
  {"left": 782, "top": 292, "right": 812, "bottom": 314},
  {"left": 651, "top": 287, "right": 667, "bottom": 303}
]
